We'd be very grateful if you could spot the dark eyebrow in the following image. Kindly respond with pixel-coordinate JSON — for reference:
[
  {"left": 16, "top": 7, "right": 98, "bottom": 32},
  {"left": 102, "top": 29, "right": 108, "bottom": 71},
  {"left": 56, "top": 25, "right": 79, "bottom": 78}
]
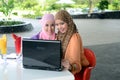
[{"left": 45, "top": 24, "right": 49, "bottom": 26}]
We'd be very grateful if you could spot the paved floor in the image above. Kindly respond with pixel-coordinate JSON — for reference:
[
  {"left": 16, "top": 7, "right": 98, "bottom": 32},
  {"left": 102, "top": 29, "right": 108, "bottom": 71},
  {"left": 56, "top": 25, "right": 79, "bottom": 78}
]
[{"left": 86, "top": 42, "right": 120, "bottom": 80}]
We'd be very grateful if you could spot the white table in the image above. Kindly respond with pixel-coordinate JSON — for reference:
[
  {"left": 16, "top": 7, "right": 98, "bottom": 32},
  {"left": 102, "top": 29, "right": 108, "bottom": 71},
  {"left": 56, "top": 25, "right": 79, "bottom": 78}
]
[{"left": 0, "top": 59, "right": 74, "bottom": 80}]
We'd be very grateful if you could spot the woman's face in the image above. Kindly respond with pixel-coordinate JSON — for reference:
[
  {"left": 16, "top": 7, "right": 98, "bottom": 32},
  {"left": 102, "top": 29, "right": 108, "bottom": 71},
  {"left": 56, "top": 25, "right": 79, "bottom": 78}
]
[
  {"left": 55, "top": 19, "right": 68, "bottom": 33},
  {"left": 44, "top": 20, "right": 55, "bottom": 35}
]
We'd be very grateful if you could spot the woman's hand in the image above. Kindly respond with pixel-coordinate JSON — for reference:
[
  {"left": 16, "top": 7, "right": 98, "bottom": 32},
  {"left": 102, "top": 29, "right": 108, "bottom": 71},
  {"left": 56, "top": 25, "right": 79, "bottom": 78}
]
[{"left": 61, "top": 59, "right": 71, "bottom": 70}]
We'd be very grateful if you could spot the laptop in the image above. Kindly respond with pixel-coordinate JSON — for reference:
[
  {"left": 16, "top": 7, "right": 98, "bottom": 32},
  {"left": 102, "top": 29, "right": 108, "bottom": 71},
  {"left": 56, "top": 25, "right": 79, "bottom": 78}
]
[{"left": 22, "top": 38, "right": 63, "bottom": 71}]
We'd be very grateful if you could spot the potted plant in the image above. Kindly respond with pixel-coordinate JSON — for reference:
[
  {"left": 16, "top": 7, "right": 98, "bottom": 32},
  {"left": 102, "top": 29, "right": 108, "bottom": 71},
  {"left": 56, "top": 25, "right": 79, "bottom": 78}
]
[{"left": 0, "top": 0, "right": 33, "bottom": 33}]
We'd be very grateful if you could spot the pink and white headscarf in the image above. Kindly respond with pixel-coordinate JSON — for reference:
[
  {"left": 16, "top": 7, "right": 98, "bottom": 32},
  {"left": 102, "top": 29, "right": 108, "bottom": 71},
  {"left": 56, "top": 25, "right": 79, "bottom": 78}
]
[{"left": 39, "top": 14, "right": 55, "bottom": 40}]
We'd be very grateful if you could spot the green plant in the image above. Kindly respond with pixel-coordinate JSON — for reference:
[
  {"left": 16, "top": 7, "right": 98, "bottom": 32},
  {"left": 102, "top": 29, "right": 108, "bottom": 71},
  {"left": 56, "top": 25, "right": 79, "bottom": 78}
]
[
  {"left": 98, "top": 0, "right": 109, "bottom": 11},
  {"left": 0, "top": 0, "right": 14, "bottom": 17},
  {"left": 46, "top": 4, "right": 61, "bottom": 11},
  {"left": 0, "top": 21, "right": 24, "bottom": 26},
  {"left": 20, "top": 0, "right": 38, "bottom": 10},
  {"left": 112, "top": 0, "right": 120, "bottom": 10}
]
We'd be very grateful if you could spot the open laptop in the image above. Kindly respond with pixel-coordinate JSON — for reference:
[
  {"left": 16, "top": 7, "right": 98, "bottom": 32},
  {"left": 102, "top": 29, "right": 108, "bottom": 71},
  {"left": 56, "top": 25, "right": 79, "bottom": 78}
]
[{"left": 22, "top": 38, "right": 63, "bottom": 71}]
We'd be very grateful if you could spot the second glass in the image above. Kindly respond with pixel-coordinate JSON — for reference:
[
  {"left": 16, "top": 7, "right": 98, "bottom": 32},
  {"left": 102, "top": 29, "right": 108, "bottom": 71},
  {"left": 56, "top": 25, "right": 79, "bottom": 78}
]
[
  {"left": 12, "top": 33, "right": 22, "bottom": 62},
  {"left": 15, "top": 37, "right": 21, "bottom": 61}
]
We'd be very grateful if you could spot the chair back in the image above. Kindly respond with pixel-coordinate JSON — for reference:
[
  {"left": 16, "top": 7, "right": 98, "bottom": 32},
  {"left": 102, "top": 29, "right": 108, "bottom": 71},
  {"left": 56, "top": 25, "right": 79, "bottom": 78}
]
[
  {"left": 74, "top": 48, "right": 96, "bottom": 80},
  {"left": 84, "top": 48, "right": 96, "bottom": 67},
  {"left": 83, "top": 48, "right": 96, "bottom": 80}
]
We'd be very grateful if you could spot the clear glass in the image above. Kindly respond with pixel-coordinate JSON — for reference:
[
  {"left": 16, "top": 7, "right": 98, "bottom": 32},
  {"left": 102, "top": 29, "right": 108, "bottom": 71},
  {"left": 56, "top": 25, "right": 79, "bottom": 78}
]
[{"left": 0, "top": 34, "right": 8, "bottom": 65}]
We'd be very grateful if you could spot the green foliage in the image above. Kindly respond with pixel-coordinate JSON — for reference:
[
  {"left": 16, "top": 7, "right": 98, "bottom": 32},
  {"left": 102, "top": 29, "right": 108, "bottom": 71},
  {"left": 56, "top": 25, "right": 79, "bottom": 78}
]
[
  {"left": 22, "top": 5, "right": 43, "bottom": 19},
  {"left": 22, "top": 14, "right": 36, "bottom": 19},
  {"left": 20, "top": 0, "right": 38, "bottom": 10},
  {"left": 33, "top": 5, "right": 43, "bottom": 16},
  {"left": 73, "top": 0, "right": 88, "bottom": 5},
  {"left": 1, "top": 0, "right": 119, "bottom": 19},
  {"left": 98, "top": 0, "right": 109, "bottom": 11},
  {"left": 112, "top": 0, "right": 120, "bottom": 10},
  {"left": 0, "top": 0, "right": 14, "bottom": 17},
  {"left": 0, "top": 21, "right": 24, "bottom": 26},
  {"left": 46, "top": 4, "right": 61, "bottom": 11}
]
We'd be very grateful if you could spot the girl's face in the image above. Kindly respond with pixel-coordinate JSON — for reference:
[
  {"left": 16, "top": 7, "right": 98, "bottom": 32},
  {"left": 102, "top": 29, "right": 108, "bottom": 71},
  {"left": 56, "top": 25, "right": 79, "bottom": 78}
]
[
  {"left": 44, "top": 20, "right": 55, "bottom": 35},
  {"left": 55, "top": 19, "right": 68, "bottom": 34}
]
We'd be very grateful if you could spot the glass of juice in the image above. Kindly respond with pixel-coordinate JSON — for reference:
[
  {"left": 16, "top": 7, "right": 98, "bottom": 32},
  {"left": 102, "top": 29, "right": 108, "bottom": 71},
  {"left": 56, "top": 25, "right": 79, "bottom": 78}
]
[
  {"left": 12, "top": 33, "right": 22, "bottom": 62},
  {"left": 0, "top": 34, "right": 7, "bottom": 65},
  {"left": 15, "top": 37, "right": 21, "bottom": 60},
  {"left": 0, "top": 38, "right": 1, "bottom": 51}
]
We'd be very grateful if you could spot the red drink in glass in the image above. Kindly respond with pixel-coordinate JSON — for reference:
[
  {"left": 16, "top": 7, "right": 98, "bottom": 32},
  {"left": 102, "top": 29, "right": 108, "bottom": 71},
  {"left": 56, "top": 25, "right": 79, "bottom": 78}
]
[{"left": 15, "top": 37, "right": 21, "bottom": 55}]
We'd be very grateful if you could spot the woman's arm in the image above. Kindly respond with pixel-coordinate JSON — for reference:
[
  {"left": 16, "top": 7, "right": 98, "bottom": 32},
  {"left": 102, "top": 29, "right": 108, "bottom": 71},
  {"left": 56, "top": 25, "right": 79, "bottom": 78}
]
[
  {"left": 65, "top": 33, "right": 82, "bottom": 74},
  {"left": 30, "top": 32, "right": 40, "bottom": 39}
]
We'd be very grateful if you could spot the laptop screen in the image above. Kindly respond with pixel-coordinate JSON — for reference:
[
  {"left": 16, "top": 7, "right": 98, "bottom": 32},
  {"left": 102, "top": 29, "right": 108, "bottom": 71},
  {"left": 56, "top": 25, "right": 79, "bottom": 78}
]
[{"left": 22, "top": 38, "right": 63, "bottom": 71}]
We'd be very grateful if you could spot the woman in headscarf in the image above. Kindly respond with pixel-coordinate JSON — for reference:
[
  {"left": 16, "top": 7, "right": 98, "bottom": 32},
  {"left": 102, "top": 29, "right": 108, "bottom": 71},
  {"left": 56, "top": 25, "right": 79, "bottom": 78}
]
[
  {"left": 31, "top": 13, "right": 56, "bottom": 40},
  {"left": 55, "top": 10, "right": 89, "bottom": 75}
]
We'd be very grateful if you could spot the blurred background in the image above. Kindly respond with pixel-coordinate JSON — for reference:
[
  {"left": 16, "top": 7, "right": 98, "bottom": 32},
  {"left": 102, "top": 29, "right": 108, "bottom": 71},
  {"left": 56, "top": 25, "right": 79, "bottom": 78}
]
[{"left": 0, "top": 0, "right": 120, "bottom": 19}]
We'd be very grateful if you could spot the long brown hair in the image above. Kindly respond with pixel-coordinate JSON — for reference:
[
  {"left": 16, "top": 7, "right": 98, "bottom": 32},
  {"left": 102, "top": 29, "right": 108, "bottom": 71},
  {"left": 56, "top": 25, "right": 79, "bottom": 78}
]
[{"left": 55, "top": 10, "right": 78, "bottom": 57}]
